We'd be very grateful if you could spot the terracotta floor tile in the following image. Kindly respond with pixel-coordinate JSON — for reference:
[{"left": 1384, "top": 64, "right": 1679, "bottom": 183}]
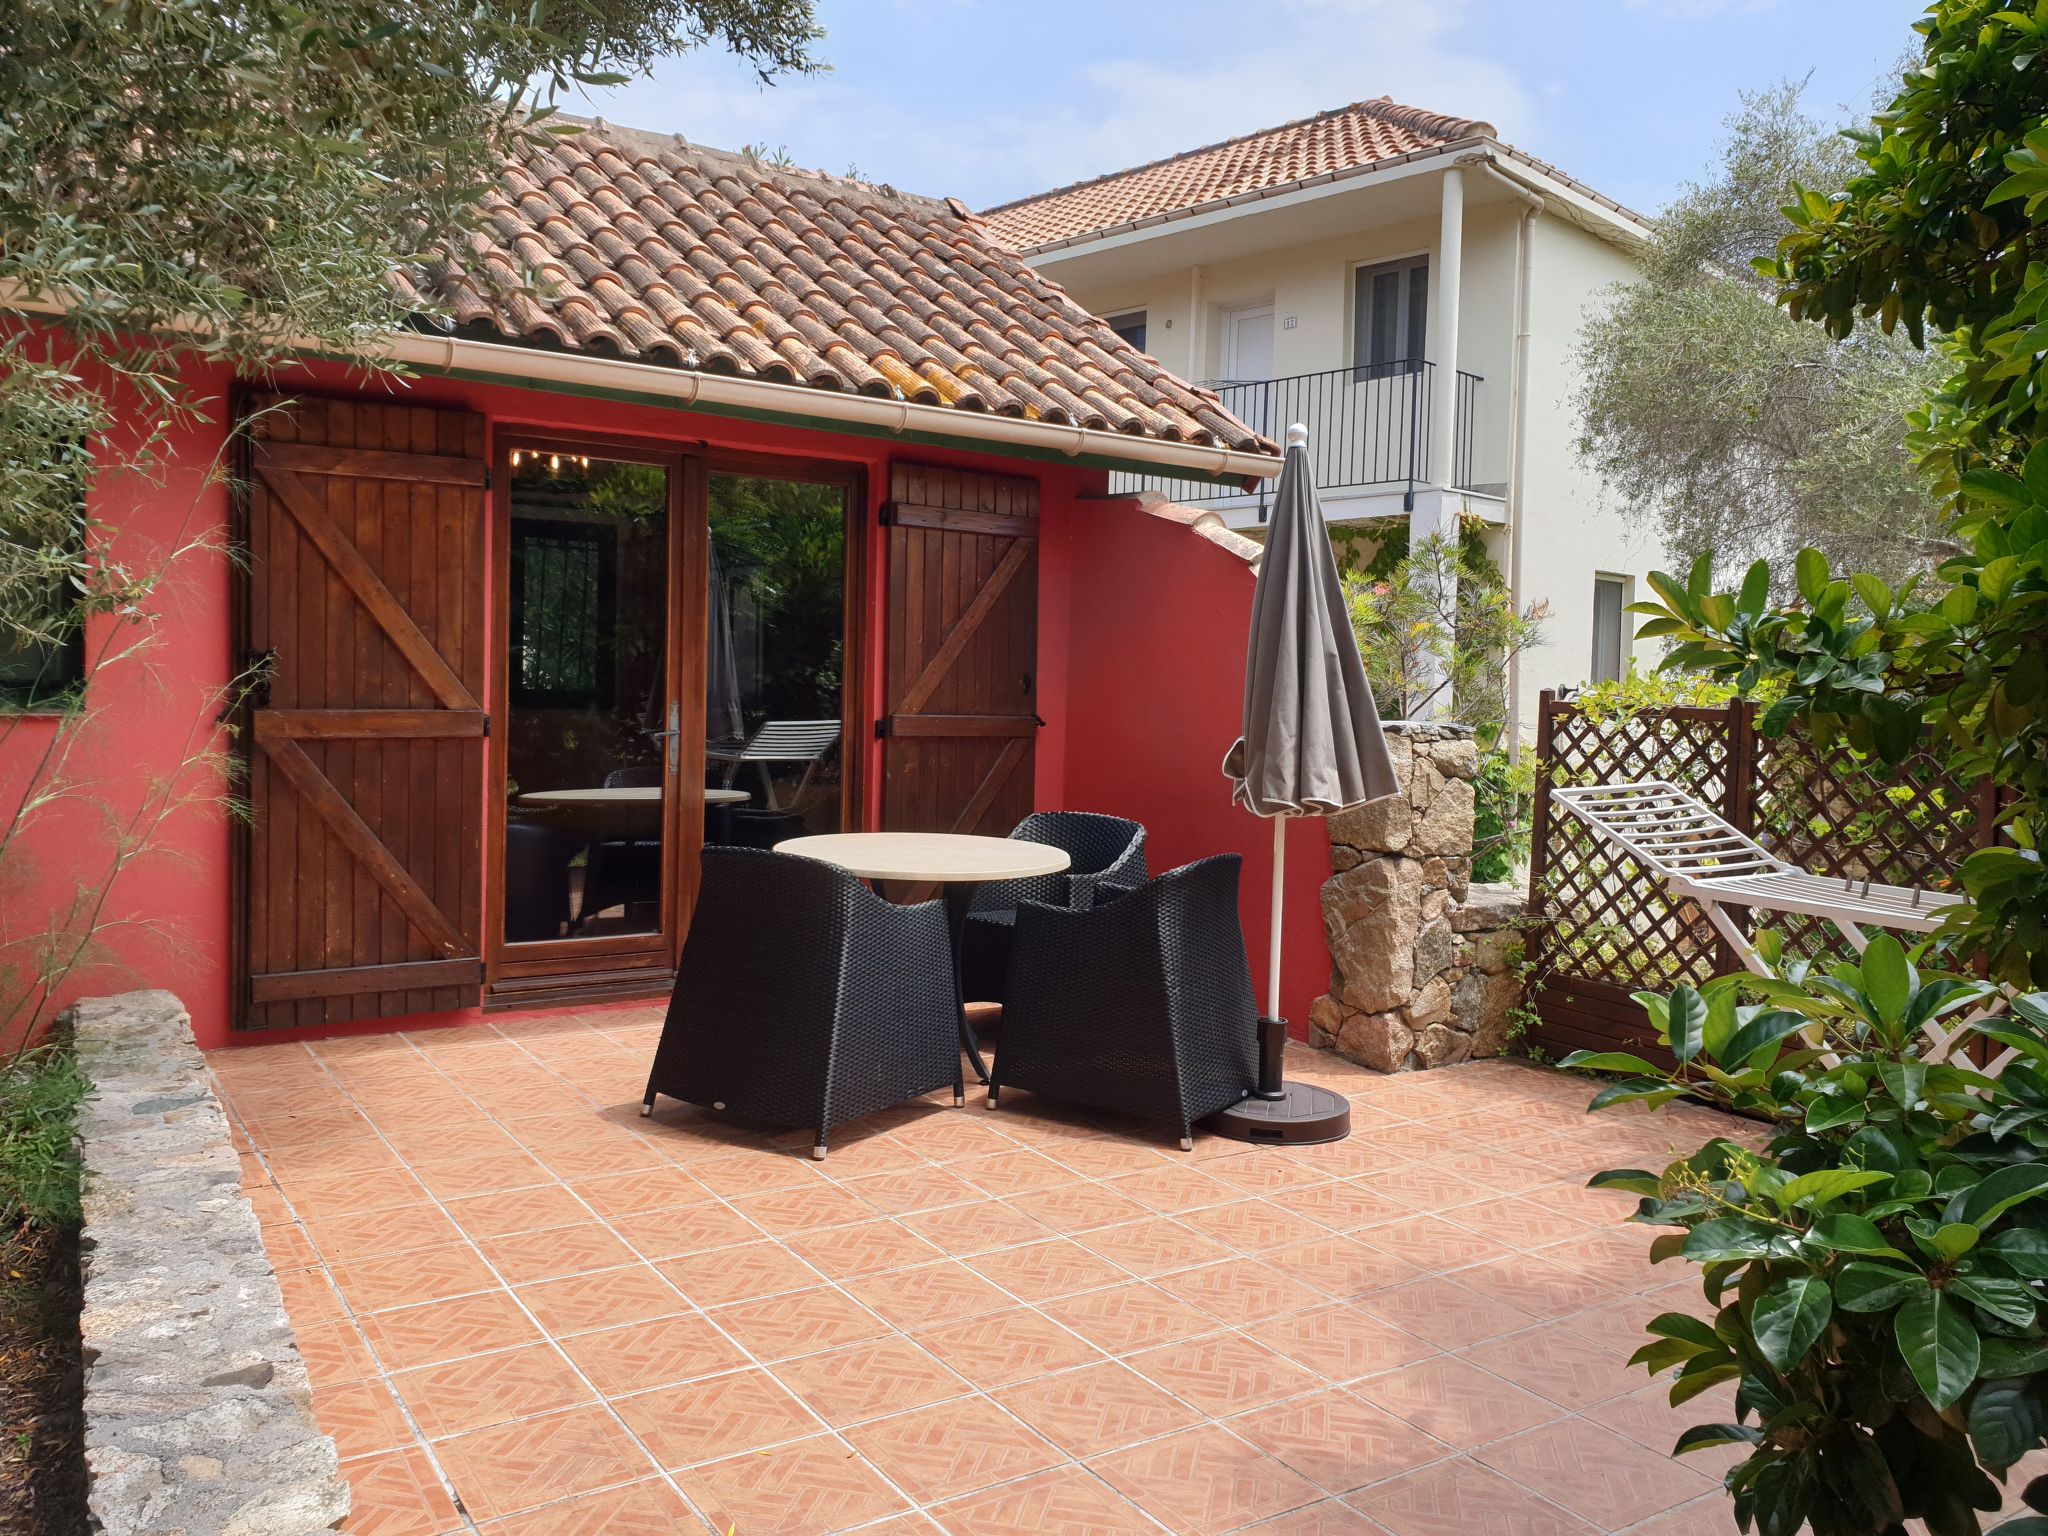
[
  {"left": 1203, "top": 1151, "right": 1331, "bottom": 1194},
  {"left": 1453, "top": 1253, "right": 1622, "bottom": 1320},
  {"left": 951, "top": 1147, "right": 1079, "bottom": 1198},
  {"left": 841, "top": 1164, "right": 984, "bottom": 1214},
  {"left": 916, "top": 1307, "right": 1104, "bottom": 1388},
  {"left": 673, "top": 1434, "right": 909, "bottom": 1535},
  {"left": 479, "top": 1478, "right": 697, "bottom": 1536},
  {"left": 1261, "top": 1236, "right": 1423, "bottom": 1300},
  {"left": 313, "top": 1377, "right": 414, "bottom": 1462},
  {"left": 434, "top": 1403, "right": 655, "bottom": 1520},
  {"left": 772, "top": 1336, "right": 970, "bottom": 1425},
  {"left": 901, "top": 1199, "right": 1052, "bottom": 1255},
  {"left": 1009, "top": 1183, "right": 1154, "bottom": 1234},
  {"left": 1127, "top": 1330, "right": 1327, "bottom": 1417},
  {"left": 479, "top": 1223, "right": 638, "bottom": 1285},
  {"left": 608, "top": 1201, "right": 767, "bottom": 1260},
  {"left": 1585, "top": 1380, "right": 1742, "bottom": 1470},
  {"left": 1155, "top": 1259, "right": 1328, "bottom": 1323},
  {"left": 1460, "top": 1321, "right": 1640, "bottom": 1411},
  {"left": 1349, "top": 1457, "right": 1598, "bottom": 1536},
  {"left": 556, "top": 1312, "right": 749, "bottom": 1397},
  {"left": 1074, "top": 1216, "right": 1236, "bottom": 1276},
  {"left": 686, "top": 1148, "right": 826, "bottom": 1196},
  {"left": 1272, "top": 1180, "right": 1413, "bottom": 1233},
  {"left": 1352, "top": 1215, "right": 1513, "bottom": 1271},
  {"left": 391, "top": 1343, "right": 594, "bottom": 1439},
  {"left": 412, "top": 1151, "right": 553, "bottom": 1201},
  {"left": 1230, "top": 1389, "right": 1449, "bottom": 1494},
  {"left": 1091, "top": 1423, "right": 1322, "bottom": 1535},
  {"left": 1250, "top": 1303, "right": 1437, "bottom": 1383},
  {"left": 711, "top": 1286, "right": 891, "bottom": 1360},
  {"left": 612, "top": 1368, "right": 819, "bottom": 1466},
  {"left": 306, "top": 1204, "right": 466, "bottom": 1264},
  {"left": 1233, "top": 1499, "right": 1395, "bottom": 1535},
  {"left": 331, "top": 1244, "right": 501, "bottom": 1314},
  {"left": 1476, "top": 1419, "right": 1715, "bottom": 1527},
  {"left": 1626, "top": 1495, "right": 1743, "bottom": 1535},
  {"left": 784, "top": 1217, "right": 944, "bottom": 1279},
  {"left": 1446, "top": 1194, "right": 1609, "bottom": 1251},
  {"left": 1042, "top": 1281, "right": 1222, "bottom": 1355},
  {"left": 338, "top": 1445, "right": 461, "bottom": 1536},
  {"left": 1350, "top": 1354, "right": 1563, "bottom": 1446},
  {"left": 276, "top": 1265, "right": 349, "bottom": 1326},
  {"left": 361, "top": 1289, "right": 542, "bottom": 1373},
  {"left": 569, "top": 1166, "right": 709, "bottom": 1218},
  {"left": 730, "top": 1182, "right": 880, "bottom": 1234},
  {"left": 656, "top": 1240, "right": 826, "bottom": 1308},
  {"left": 442, "top": 1185, "right": 591, "bottom": 1240},
  {"left": 967, "top": 1238, "right": 1129, "bottom": 1302},
  {"left": 1105, "top": 1163, "right": 1241, "bottom": 1215},
  {"left": 847, "top": 1260, "right": 1016, "bottom": 1327},
  {"left": 1359, "top": 1279, "right": 1539, "bottom": 1351},
  {"left": 995, "top": 1361, "right": 1205, "bottom": 1457},
  {"left": 932, "top": 1462, "right": 1159, "bottom": 1535},
  {"left": 1180, "top": 1199, "right": 1334, "bottom": 1254},
  {"left": 297, "top": 1318, "right": 382, "bottom": 1388},
  {"left": 515, "top": 1264, "right": 684, "bottom": 1337},
  {"left": 851, "top": 1395, "right": 1062, "bottom": 1502}
]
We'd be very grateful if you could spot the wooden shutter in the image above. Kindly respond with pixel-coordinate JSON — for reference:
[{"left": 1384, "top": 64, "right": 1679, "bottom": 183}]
[
  {"left": 240, "top": 396, "right": 488, "bottom": 1028},
  {"left": 881, "top": 464, "right": 1038, "bottom": 836}
]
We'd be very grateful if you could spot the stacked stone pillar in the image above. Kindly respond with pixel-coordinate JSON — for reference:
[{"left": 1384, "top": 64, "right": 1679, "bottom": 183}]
[{"left": 1307, "top": 722, "right": 1528, "bottom": 1072}]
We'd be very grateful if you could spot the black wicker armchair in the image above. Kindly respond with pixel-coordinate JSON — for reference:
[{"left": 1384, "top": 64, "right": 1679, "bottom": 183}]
[
  {"left": 960, "top": 812, "right": 1147, "bottom": 1003},
  {"left": 642, "top": 848, "right": 964, "bottom": 1158},
  {"left": 988, "top": 853, "right": 1258, "bottom": 1149}
]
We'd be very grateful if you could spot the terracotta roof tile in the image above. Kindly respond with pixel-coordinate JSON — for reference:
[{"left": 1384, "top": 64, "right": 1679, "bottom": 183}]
[
  {"left": 979, "top": 97, "right": 1492, "bottom": 252},
  {"left": 403, "top": 120, "right": 1265, "bottom": 451}
]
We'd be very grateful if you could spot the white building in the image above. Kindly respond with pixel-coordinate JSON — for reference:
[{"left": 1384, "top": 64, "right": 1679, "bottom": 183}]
[{"left": 981, "top": 97, "right": 1659, "bottom": 743}]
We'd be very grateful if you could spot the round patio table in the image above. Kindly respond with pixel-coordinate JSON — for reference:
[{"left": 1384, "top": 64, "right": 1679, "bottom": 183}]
[{"left": 775, "top": 832, "right": 1070, "bottom": 1083}]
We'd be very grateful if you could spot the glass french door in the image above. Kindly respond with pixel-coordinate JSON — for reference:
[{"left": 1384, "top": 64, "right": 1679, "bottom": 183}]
[{"left": 491, "top": 441, "right": 696, "bottom": 994}]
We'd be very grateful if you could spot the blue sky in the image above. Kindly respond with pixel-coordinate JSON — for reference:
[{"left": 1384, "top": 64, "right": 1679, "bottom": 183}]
[
  {"left": 581, "top": 0, "right": 1933, "bottom": 218},
  {"left": 573, "top": 0, "right": 1926, "bottom": 218}
]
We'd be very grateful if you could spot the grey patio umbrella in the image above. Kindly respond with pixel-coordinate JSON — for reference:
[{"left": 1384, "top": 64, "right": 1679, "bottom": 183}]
[
  {"left": 706, "top": 541, "right": 745, "bottom": 745},
  {"left": 1214, "top": 423, "right": 1399, "bottom": 1143}
]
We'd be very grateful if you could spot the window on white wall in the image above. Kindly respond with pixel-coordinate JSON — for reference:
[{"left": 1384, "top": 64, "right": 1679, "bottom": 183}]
[
  {"left": 1353, "top": 256, "right": 1428, "bottom": 374},
  {"left": 1591, "top": 574, "right": 1630, "bottom": 685},
  {"left": 1105, "top": 310, "right": 1147, "bottom": 351}
]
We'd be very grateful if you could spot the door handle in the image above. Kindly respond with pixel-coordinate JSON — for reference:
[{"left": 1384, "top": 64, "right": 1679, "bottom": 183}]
[{"left": 665, "top": 702, "right": 680, "bottom": 773}]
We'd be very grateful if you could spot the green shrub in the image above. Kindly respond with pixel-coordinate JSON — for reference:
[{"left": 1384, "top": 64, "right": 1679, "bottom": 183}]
[
  {"left": 0, "top": 1046, "right": 88, "bottom": 1233},
  {"left": 1566, "top": 936, "right": 2048, "bottom": 1536}
]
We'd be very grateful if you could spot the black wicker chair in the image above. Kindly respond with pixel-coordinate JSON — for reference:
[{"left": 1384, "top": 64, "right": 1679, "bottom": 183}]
[
  {"left": 961, "top": 812, "right": 1147, "bottom": 1003},
  {"left": 988, "top": 853, "right": 1257, "bottom": 1149},
  {"left": 642, "top": 848, "right": 964, "bottom": 1159}
]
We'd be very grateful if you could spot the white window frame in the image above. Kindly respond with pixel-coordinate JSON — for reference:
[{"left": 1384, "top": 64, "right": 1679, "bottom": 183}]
[
  {"left": 1352, "top": 253, "right": 1430, "bottom": 376},
  {"left": 1591, "top": 572, "right": 1633, "bottom": 685},
  {"left": 1104, "top": 309, "right": 1148, "bottom": 351}
]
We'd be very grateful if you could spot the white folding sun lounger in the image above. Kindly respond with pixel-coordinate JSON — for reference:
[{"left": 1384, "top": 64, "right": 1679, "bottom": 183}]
[{"left": 1549, "top": 779, "right": 1966, "bottom": 976}]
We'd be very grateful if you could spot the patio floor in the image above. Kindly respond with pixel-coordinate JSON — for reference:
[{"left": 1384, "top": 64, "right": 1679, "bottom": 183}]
[{"left": 213, "top": 1006, "right": 1759, "bottom": 1536}]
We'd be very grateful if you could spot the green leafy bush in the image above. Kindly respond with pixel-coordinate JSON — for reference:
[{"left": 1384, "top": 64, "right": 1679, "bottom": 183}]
[
  {"left": 0, "top": 1046, "right": 87, "bottom": 1233},
  {"left": 1565, "top": 936, "right": 2048, "bottom": 1536}
]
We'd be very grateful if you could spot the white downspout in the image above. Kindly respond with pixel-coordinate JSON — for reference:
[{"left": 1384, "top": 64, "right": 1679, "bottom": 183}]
[{"left": 1461, "top": 154, "right": 1545, "bottom": 760}]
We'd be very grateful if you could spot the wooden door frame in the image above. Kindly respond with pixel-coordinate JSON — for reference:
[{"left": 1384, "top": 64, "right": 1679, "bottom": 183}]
[
  {"left": 485, "top": 431, "right": 699, "bottom": 1005},
  {"left": 701, "top": 451, "right": 870, "bottom": 836},
  {"left": 484, "top": 435, "right": 871, "bottom": 1009}
]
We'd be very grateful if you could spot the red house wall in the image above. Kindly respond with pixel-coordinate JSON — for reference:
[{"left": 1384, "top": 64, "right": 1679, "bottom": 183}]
[
  {"left": 4, "top": 350, "right": 1333, "bottom": 1050},
  {"left": 1041, "top": 500, "right": 1334, "bottom": 1036}
]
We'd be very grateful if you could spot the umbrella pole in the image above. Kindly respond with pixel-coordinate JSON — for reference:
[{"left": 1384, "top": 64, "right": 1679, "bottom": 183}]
[{"left": 1267, "top": 814, "right": 1285, "bottom": 1020}]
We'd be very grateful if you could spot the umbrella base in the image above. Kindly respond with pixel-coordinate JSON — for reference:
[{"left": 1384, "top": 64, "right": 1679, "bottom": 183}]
[{"left": 1201, "top": 1082, "right": 1351, "bottom": 1146}]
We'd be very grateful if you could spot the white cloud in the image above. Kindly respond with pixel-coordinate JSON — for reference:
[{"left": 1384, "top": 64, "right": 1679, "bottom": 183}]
[{"left": 572, "top": 0, "right": 1532, "bottom": 207}]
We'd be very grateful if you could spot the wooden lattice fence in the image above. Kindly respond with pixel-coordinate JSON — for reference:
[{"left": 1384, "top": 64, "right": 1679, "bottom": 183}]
[{"left": 1525, "top": 691, "right": 1998, "bottom": 1059}]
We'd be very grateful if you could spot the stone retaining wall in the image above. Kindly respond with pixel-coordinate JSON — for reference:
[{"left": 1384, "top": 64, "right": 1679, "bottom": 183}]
[
  {"left": 72, "top": 990, "right": 347, "bottom": 1535},
  {"left": 1307, "top": 722, "right": 1530, "bottom": 1072}
]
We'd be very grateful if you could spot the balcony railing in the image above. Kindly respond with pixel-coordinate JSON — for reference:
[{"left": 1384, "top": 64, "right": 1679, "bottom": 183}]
[{"left": 1111, "top": 361, "right": 1483, "bottom": 510}]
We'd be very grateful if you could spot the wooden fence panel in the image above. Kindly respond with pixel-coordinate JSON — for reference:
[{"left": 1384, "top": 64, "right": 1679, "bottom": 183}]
[{"left": 1525, "top": 691, "right": 1996, "bottom": 1059}]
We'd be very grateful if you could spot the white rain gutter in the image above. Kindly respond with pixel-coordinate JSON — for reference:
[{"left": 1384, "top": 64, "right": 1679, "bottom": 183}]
[
  {"left": 1, "top": 285, "right": 1284, "bottom": 486},
  {"left": 1460, "top": 153, "right": 1545, "bottom": 761}
]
